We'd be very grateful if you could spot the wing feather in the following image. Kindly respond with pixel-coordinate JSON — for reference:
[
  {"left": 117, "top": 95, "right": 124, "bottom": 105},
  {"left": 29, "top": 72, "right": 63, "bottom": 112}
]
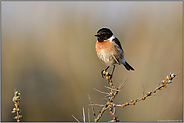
[
  {"left": 112, "top": 38, "right": 123, "bottom": 50},
  {"left": 111, "top": 38, "right": 124, "bottom": 64}
]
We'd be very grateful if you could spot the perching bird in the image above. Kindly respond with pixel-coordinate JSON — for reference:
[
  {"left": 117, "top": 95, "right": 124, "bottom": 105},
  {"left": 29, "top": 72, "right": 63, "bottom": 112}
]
[{"left": 95, "top": 28, "right": 134, "bottom": 78}]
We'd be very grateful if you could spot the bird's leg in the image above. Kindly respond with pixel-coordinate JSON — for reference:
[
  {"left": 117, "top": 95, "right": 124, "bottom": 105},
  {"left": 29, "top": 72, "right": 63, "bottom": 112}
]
[
  {"left": 110, "top": 65, "right": 116, "bottom": 79},
  {"left": 106, "top": 65, "right": 115, "bottom": 83},
  {"left": 105, "top": 66, "right": 110, "bottom": 71},
  {"left": 101, "top": 66, "right": 109, "bottom": 78}
]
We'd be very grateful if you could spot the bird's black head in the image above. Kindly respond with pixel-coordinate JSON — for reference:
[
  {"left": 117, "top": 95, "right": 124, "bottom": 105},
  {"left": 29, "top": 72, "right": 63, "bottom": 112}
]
[{"left": 95, "top": 28, "right": 113, "bottom": 42}]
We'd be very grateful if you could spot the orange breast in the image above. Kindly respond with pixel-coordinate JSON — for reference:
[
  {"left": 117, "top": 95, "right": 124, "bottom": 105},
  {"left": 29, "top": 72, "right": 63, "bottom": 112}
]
[
  {"left": 95, "top": 40, "right": 120, "bottom": 66},
  {"left": 95, "top": 40, "right": 115, "bottom": 55}
]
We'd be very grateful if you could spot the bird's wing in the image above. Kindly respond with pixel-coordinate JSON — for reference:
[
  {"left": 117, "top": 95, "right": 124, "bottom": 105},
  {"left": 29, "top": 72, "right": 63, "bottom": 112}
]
[
  {"left": 112, "top": 38, "right": 123, "bottom": 50},
  {"left": 112, "top": 38, "right": 124, "bottom": 64}
]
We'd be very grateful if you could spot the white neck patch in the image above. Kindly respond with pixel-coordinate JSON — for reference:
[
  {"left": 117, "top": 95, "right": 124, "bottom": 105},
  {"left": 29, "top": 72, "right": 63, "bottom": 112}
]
[{"left": 104, "top": 35, "right": 115, "bottom": 42}]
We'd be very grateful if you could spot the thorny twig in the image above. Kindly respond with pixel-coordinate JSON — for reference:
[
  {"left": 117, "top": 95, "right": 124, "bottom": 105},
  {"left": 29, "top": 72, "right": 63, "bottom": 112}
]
[
  {"left": 12, "top": 90, "right": 22, "bottom": 122},
  {"left": 72, "top": 72, "right": 179, "bottom": 122},
  {"left": 88, "top": 108, "right": 90, "bottom": 122},
  {"left": 83, "top": 107, "right": 86, "bottom": 122},
  {"left": 72, "top": 115, "right": 80, "bottom": 122},
  {"left": 88, "top": 72, "right": 179, "bottom": 122},
  {"left": 88, "top": 95, "right": 96, "bottom": 119}
]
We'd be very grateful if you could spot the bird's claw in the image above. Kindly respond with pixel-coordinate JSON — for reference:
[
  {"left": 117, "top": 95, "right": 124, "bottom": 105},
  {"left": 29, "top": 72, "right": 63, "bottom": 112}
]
[
  {"left": 101, "top": 70, "right": 112, "bottom": 79},
  {"left": 101, "top": 70, "right": 106, "bottom": 78}
]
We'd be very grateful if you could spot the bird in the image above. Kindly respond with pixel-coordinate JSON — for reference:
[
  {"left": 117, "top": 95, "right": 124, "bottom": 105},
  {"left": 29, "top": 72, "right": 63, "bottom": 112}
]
[{"left": 95, "top": 28, "right": 134, "bottom": 78}]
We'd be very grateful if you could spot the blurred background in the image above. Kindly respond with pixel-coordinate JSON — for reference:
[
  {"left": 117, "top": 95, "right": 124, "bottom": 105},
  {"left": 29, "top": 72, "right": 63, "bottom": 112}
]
[{"left": 2, "top": 1, "right": 182, "bottom": 122}]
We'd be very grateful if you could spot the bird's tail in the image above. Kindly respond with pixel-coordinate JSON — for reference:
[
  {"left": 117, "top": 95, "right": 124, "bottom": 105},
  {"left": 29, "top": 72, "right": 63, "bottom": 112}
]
[{"left": 122, "top": 61, "right": 134, "bottom": 71}]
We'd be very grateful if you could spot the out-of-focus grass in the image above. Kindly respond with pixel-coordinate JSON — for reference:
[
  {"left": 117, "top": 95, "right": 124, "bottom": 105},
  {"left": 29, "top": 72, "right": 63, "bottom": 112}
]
[{"left": 2, "top": 1, "right": 182, "bottom": 122}]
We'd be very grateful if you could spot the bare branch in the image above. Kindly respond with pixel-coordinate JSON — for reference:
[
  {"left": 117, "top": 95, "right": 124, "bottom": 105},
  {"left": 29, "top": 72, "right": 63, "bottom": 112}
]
[
  {"left": 88, "top": 95, "right": 96, "bottom": 119},
  {"left": 83, "top": 107, "right": 86, "bottom": 122},
  {"left": 118, "top": 78, "right": 128, "bottom": 91},
  {"left": 72, "top": 115, "right": 80, "bottom": 122},
  {"left": 104, "top": 86, "right": 120, "bottom": 91},
  {"left": 88, "top": 108, "right": 90, "bottom": 122},
  {"left": 89, "top": 104, "right": 105, "bottom": 107},
  {"left": 12, "top": 90, "right": 22, "bottom": 122},
  {"left": 94, "top": 88, "right": 109, "bottom": 95},
  {"left": 112, "top": 73, "right": 178, "bottom": 108},
  {"left": 89, "top": 72, "right": 178, "bottom": 122}
]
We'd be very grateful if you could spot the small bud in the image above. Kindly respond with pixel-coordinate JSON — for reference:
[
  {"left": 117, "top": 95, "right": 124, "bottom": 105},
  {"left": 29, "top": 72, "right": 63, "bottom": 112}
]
[
  {"left": 163, "top": 85, "right": 166, "bottom": 88},
  {"left": 13, "top": 108, "right": 16, "bottom": 111},
  {"left": 106, "top": 76, "right": 110, "bottom": 80},
  {"left": 125, "top": 102, "right": 129, "bottom": 106},
  {"left": 130, "top": 100, "right": 133, "bottom": 103},
  {"left": 153, "top": 90, "right": 156, "bottom": 93},
  {"left": 19, "top": 115, "right": 22, "bottom": 118},
  {"left": 105, "top": 72, "right": 109, "bottom": 76},
  {"left": 13, "top": 96, "right": 21, "bottom": 102},
  {"left": 110, "top": 82, "right": 114, "bottom": 86},
  {"left": 166, "top": 76, "right": 169, "bottom": 80},
  {"left": 167, "top": 80, "right": 172, "bottom": 84},
  {"left": 111, "top": 92, "right": 114, "bottom": 96},
  {"left": 161, "top": 80, "right": 166, "bottom": 84},
  {"left": 12, "top": 110, "right": 16, "bottom": 113},
  {"left": 14, "top": 116, "right": 18, "bottom": 119},
  {"left": 17, "top": 96, "right": 21, "bottom": 100},
  {"left": 14, "top": 103, "right": 18, "bottom": 107},
  {"left": 103, "top": 70, "right": 106, "bottom": 75},
  {"left": 170, "top": 73, "right": 175, "bottom": 80},
  {"left": 146, "top": 91, "right": 152, "bottom": 96},
  {"left": 142, "top": 97, "right": 146, "bottom": 100},
  {"left": 19, "top": 109, "right": 22, "bottom": 113},
  {"left": 158, "top": 87, "right": 162, "bottom": 90},
  {"left": 13, "top": 97, "right": 18, "bottom": 102},
  {"left": 16, "top": 108, "right": 20, "bottom": 112},
  {"left": 108, "top": 106, "right": 111, "bottom": 110},
  {"left": 15, "top": 91, "right": 19, "bottom": 96},
  {"left": 18, "top": 93, "right": 21, "bottom": 96}
]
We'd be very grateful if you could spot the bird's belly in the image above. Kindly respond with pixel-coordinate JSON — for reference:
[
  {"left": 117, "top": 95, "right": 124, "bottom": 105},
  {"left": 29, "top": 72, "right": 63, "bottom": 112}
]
[{"left": 97, "top": 50, "right": 117, "bottom": 66}]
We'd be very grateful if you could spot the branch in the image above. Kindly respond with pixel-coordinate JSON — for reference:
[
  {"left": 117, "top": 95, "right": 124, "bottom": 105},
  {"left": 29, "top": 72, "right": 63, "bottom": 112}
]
[
  {"left": 12, "top": 90, "right": 22, "bottom": 122},
  {"left": 88, "top": 95, "right": 96, "bottom": 119},
  {"left": 115, "top": 72, "right": 179, "bottom": 108},
  {"left": 83, "top": 107, "right": 86, "bottom": 122},
  {"left": 89, "top": 72, "right": 178, "bottom": 122},
  {"left": 72, "top": 115, "right": 80, "bottom": 122}
]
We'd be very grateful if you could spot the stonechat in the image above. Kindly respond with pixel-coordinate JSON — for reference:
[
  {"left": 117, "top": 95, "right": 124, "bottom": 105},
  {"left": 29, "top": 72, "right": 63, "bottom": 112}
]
[{"left": 95, "top": 28, "right": 134, "bottom": 78}]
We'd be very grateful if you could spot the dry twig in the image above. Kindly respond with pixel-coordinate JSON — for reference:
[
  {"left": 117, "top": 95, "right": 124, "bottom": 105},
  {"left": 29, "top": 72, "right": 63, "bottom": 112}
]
[
  {"left": 88, "top": 72, "right": 178, "bottom": 122},
  {"left": 12, "top": 90, "right": 22, "bottom": 122},
  {"left": 72, "top": 72, "right": 179, "bottom": 122},
  {"left": 72, "top": 115, "right": 80, "bottom": 122},
  {"left": 88, "top": 95, "right": 96, "bottom": 119}
]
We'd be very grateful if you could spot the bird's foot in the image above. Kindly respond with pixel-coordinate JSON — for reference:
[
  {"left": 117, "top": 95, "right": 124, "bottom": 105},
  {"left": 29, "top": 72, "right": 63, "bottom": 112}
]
[
  {"left": 101, "top": 70, "right": 106, "bottom": 78},
  {"left": 105, "top": 74, "right": 112, "bottom": 80},
  {"left": 101, "top": 69, "right": 114, "bottom": 85},
  {"left": 101, "top": 70, "right": 113, "bottom": 81}
]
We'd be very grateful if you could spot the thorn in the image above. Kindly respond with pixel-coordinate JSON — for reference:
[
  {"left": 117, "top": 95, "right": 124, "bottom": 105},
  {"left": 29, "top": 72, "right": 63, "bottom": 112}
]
[
  {"left": 83, "top": 107, "right": 85, "bottom": 122},
  {"left": 94, "top": 88, "right": 109, "bottom": 95},
  {"left": 72, "top": 115, "right": 80, "bottom": 122}
]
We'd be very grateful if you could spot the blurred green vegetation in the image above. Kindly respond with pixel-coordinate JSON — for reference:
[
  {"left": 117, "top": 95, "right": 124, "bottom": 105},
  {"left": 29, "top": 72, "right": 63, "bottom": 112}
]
[{"left": 2, "top": 1, "right": 182, "bottom": 122}]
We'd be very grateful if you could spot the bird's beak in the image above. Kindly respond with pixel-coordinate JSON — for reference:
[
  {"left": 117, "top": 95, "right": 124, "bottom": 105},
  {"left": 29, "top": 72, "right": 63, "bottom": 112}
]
[{"left": 95, "top": 34, "right": 100, "bottom": 37}]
